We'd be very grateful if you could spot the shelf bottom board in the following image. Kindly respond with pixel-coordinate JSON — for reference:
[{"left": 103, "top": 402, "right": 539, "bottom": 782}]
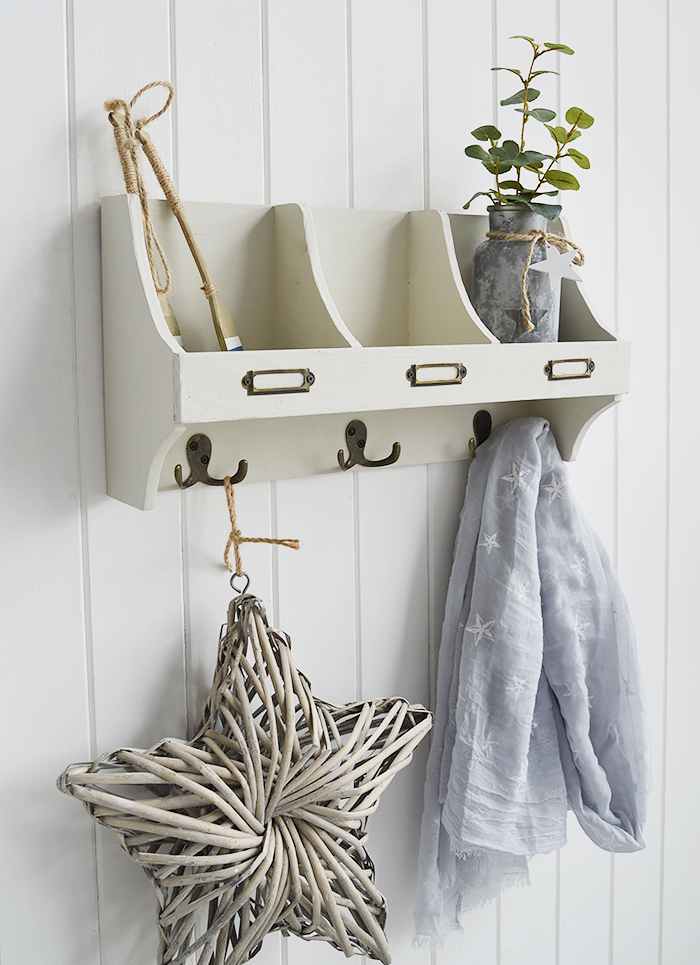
[{"left": 157, "top": 396, "right": 619, "bottom": 492}]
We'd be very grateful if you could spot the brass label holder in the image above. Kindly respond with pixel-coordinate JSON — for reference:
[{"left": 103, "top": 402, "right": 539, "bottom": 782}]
[
  {"left": 544, "top": 358, "right": 595, "bottom": 381},
  {"left": 406, "top": 362, "right": 467, "bottom": 387},
  {"left": 242, "top": 368, "right": 315, "bottom": 395}
]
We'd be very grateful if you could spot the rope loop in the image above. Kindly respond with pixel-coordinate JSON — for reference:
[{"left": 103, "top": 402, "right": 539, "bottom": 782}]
[{"left": 104, "top": 82, "right": 175, "bottom": 295}]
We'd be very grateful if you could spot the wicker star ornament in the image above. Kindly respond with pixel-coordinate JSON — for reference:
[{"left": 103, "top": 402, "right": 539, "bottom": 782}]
[{"left": 59, "top": 592, "right": 432, "bottom": 965}]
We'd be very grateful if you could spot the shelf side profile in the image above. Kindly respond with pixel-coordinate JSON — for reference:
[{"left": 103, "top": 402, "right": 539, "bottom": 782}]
[{"left": 102, "top": 195, "right": 184, "bottom": 510}]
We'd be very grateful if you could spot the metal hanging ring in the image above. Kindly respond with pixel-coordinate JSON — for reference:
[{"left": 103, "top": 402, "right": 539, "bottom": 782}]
[{"left": 230, "top": 572, "right": 251, "bottom": 596}]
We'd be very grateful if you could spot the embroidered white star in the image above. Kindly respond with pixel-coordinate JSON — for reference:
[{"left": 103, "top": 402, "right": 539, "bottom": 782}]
[
  {"left": 506, "top": 675, "right": 528, "bottom": 698},
  {"left": 529, "top": 243, "right": 583, "bottom": 291},
  {"left": 465, "top": 614, "right": 495, "bottom": 646},
  {"left": 543, "top": 474, "right": 567, "bottom": 504},
  {"left": 571, "top": 555, "right": 588, "bottom": 580},
  {"left": 574, "top": 615, "right": 592, "bottom": 641},
  {"left": 478, "top": 532, "right": 500, "bottom": 554},
  {"left": 473, "top": 735, "right": 499, "bottom": 760},
  {"left": 501, "top": 462, "right": 530, "bottom": 495},
  {"left": 512, "top": 579, "right": 532, "bottom": 601}
]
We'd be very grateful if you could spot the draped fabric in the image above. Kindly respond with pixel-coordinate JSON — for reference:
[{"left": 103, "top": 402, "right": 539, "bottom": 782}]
[{"left": 414, "top": 417, "right": 649, "bottom": 942}]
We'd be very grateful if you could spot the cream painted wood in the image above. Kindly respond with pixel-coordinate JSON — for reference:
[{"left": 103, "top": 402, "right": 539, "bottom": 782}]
[
  {"left": 0, "top": 5, "right": 99, "bottom": 961},
  {"left": 103, "top": 193, "right": 629, "bottom": 509},
  {"left": 662, "top": 3, "right": 700, "bottom": 960},
  {"left": 612, "top": 0, "right": 669, "bottom": 960},
  {"left": 358, "top": 464, "right": 432, "bottom": 965}
]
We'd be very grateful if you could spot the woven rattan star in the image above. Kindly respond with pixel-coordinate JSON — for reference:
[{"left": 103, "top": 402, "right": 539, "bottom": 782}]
[{"left": 59, "top": 592, "right": 432, "bottom": 965}]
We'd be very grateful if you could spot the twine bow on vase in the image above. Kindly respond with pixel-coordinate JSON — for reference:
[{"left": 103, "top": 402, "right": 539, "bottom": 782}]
[{"left": 471, "top": 206, "right": 584, "bottom": 343}]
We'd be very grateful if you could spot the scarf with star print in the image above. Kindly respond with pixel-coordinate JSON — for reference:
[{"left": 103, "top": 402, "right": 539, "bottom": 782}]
[{"left": 414, "top": 417, "right": 649, "bottom": 942}]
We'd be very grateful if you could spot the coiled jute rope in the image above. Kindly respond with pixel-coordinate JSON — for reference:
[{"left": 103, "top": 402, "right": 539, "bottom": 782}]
[{"left": 485, "top": 228, "right": 585, "bottom": 331}]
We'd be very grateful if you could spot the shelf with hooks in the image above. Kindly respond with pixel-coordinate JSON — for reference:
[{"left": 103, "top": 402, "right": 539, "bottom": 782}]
[{"left": 102, "top": 194, "right": 629, "bottom": 509}]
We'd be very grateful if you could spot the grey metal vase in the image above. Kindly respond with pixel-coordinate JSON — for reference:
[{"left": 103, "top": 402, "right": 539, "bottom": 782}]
[{"left": 472, "top": 206, "right": 559, "bottom": 343}]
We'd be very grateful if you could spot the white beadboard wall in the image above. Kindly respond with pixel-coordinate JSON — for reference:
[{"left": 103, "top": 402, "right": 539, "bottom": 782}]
[{"left": 0, "top": 1, "right": 696, "bottom": 964}]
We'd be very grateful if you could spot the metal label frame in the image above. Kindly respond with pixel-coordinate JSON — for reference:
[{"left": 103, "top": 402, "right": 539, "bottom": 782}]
[
  {"left": 544, "top": 358, "right": 595, "bottom": 381},
  {"left": 242, "top": 368, "right": 315, "bottom": 396},
  {"left": 406, "top": 362, "right": 467, "bottom": 387}
]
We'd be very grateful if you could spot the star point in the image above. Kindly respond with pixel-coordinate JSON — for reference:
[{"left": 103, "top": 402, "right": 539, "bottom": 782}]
[{"left": 529, "top": 243, "right": 583, "bottom": 292}]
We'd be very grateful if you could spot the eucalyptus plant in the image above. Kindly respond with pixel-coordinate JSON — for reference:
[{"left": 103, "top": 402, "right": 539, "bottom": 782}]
[{"left": 464, "top": 36, "right": 594, "bottom": 221}]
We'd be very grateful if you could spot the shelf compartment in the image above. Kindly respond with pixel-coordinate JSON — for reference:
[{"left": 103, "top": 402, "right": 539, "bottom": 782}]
[{"left": 102, "top": 194, "right": 630, "bottom": 510}]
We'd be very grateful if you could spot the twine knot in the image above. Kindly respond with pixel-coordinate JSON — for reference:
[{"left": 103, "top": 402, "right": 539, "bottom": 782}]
[
  {"left": 224, "top": 477, "right": 300, "bottom": 577},
  {"left": 201, "top": 283, "right": 219, "bottom": 299},
  {"left": 485, "top": 228, "right": 584, "bottom": 332}
]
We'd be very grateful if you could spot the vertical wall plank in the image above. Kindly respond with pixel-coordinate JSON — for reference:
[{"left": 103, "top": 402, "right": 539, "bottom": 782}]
[
  {"left": 357, "top": 464, "right": 431, "bottom": 965},
  {"left": 71, "top": 3, "right": 184, "bottom": 964},
  {"left": 661, "top": 1, "right": 700, "bottom": 961},
  {"left": 426, "top": 1, "right": 493, "bottom": 213},
  {"left": 173, "top": 0, "right": 265, "bottom": 203},
  {"left": 0, "top": 2, "right": 98, "bottom": 962},
  {"left": 613, "top": 1, "right": 668, "bottom": 962},
  {"left": 351, "top": 0, "right": 425, "bottom": 210},
  {"left": 268, "top": 0, "right": 349, "bottom": 207}
]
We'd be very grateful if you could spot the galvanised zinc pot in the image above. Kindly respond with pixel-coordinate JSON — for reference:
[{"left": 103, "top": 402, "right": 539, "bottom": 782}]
[{"left": 471, "top": 205, "right": 559, "bottom": 343}]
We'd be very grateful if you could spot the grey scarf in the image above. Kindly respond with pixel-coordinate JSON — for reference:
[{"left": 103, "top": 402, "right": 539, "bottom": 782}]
[{"left": 414, "top": 417, "right": 649, "bottom": 942}]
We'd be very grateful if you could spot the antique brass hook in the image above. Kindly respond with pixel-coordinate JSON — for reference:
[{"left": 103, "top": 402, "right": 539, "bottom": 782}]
[
  {"left": 174, "top": 433, "right": 248, "bottom": 489},
  {"left": 468, "top": 409, "right": 493, "bottom": 458},
  {"left": 337, "top": 420, "right": 401, "bottom": 471}
]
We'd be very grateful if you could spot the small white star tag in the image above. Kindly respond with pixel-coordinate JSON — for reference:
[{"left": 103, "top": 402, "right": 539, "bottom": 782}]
[{"left": 530, "top": 243, "right": 582, "bottom": 292}]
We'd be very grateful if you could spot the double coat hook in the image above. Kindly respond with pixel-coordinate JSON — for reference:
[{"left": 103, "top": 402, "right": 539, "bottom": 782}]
[
  {"left": 337, "top": 420, "right": 401, "bottom": 471},
  {"left": 174, "top": 434, "right": 248, "bottom": 489}
]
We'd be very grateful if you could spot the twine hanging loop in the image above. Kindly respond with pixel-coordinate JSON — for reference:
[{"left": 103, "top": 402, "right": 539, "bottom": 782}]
[
  {"left": 104, "top": 80, "right": 175, "bottom": 295},
  {"left": 223, "top": 477, "right": 300, "bottom": 578},
  {"left": 485, "top": 228, "right": 585, "bottom": 332}
]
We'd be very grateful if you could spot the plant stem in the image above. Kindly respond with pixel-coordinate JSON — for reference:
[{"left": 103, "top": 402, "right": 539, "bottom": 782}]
[{"left": 535, "top": 120, "right": 579, "bottom": 191}]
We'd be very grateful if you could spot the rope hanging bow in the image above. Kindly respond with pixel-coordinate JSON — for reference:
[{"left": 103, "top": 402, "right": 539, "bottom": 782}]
[{"left": 485, "top": 228, "right": 585, "bottom": 331}]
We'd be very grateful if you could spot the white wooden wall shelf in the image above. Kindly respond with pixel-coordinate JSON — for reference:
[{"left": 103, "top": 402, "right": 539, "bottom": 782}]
[{"left": 102, "top": 194, "right": 630, "bottom": 510}]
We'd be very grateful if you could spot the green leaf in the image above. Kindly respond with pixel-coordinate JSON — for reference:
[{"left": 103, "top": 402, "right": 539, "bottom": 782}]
[
  {"left": 464, "top": 144, "right": 490, "bottom": 160},
  {"left": 568, "top": 129, "right": 582, "bottom": 141},
  {"left": 565, "top": 106, "right": 594, "bottom": 128},
  {"left": 545, "top": 124, "right": 569, "bottom": 143},
  {"left": 500, "top": 88, "right": 540, "bottom": 106},
  {"left": 522, "top": 199, "right": 562, "bottom": 220},
  {"left": 515, "top": 149, "right": 552, "bottom": 165},
  {"left": 530, "top": 69, "right": 560, "bottom": 77},
  {"left": 515, "top": 107, "right": 557, "bottom": 122},
  {"left": 488, "top": 143, "right": 518, "bottom": 162},
  {"left": 482, "top": 159, "right": 513, "bottom": 175},
  {"left": 511, "top": 34, "right": 536, "bottom": 43},
  {"left": 463, "top": 190, "right": 496, "bottom": 210},
  {"left": 491, "top": 67, "right": 525, "bottom": 80},
  {"left": 544, "top": 42, "right": 575, "bottom": 54},
  {"left": 524, "top": 162, "right": 544, "bottom": 171},
  {"left": 497, "top": 180, "right": 523, "bottom": 190},
  {"left": 471, "top": 124, "right": 501, "bottom": 141},
  {"left": 566, "top": 148, "right": 590, "bottom": 169},
  {"left": 543, "top": 169, "right": 580, "bottom": 190}
]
